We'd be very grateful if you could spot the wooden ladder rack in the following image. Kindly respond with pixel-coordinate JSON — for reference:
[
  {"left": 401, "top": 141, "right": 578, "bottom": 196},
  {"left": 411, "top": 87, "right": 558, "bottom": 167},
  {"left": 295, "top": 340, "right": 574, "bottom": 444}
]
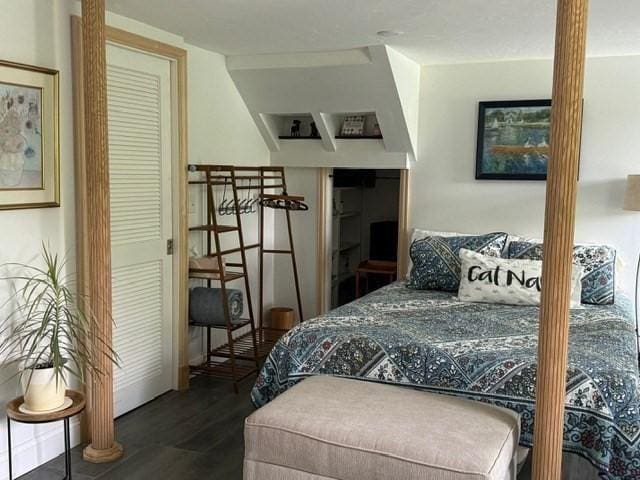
[
  {"left": 258, "top": 167, "right": 304, "bottom": 331},
  {"left": 187, "top": 164, "right": 260, "bottom": 393},
  {"left": 187, "top": 165, "right": 304, "bottom": 391}
]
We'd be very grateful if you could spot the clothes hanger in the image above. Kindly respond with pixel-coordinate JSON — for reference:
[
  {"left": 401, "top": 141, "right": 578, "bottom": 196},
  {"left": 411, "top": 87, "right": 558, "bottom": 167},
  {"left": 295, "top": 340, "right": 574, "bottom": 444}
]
[
  {"left": 260, "top": 189, "right": 309, "bottom": 211},
  {"left": 240, "top": 180, "right": 253, "bottom": 214},
  {"left": 218, "top": 183, "right": 229, "bottom": 216}
]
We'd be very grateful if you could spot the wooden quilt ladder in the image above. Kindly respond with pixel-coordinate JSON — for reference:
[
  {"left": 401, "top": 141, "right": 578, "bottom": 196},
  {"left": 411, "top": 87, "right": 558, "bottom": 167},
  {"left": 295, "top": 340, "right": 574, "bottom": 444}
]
[{"left": 188, "top": 165, "right": 260, "bottom": 393}]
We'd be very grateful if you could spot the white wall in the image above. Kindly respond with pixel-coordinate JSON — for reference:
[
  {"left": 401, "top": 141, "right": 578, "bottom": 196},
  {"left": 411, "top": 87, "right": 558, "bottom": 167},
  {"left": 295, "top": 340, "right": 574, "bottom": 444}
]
[
  {"left": 0, "top": 1, "right": 76, "bottom": 477},
  {"left": 413, "top": 56, "right": 640, "bottom": 294},
  {"left": 272, "top": 168, "right": 319, "bottom": 322},
  {"left": 186, "top": 44, "right": 271, "bottom": 357},
  {"left": 0, "top": 2, "right": 269, "bottom": 477},
  {"left": 97, "top": 8, "right": 271, "bottom": 361},
  {"left": 273, "top": 55, "right": 640, "bottom": 317},
  {"left": 100, "top": 9, "right": 271, "bottom": 372}
]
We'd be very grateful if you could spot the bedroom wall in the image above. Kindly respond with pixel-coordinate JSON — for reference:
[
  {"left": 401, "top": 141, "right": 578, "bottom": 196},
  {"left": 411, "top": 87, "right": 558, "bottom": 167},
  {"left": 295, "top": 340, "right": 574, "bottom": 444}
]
[
  {"left": 97, "top": 0, "right": 272, "bottom": 409},
  {"left": 184, "top": 43, "right": 271, "bottom": 362},
  {"left": 414, "top": 56, "right": 640, "bottom": 295},
  {"left": 272, "top": 167, "right": 320, "bottom": 322},
  {"left": 271, "top": 54, "right": 640, "bottom": 319},
  {"left": 0, "top": 1, "right": 77, "bottom": 477},
  {"left": 86, "top": 3, "right": 271, "bottom": 374},
  {"left": 0, "top": 2, "right": 269, "bottom": 477}
]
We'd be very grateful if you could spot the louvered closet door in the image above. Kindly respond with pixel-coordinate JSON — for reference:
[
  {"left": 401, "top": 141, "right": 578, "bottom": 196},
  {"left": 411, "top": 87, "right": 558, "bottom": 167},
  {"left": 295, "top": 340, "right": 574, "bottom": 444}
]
[{"left": 106, "top": 43, "right": 173, "bottom": 417}]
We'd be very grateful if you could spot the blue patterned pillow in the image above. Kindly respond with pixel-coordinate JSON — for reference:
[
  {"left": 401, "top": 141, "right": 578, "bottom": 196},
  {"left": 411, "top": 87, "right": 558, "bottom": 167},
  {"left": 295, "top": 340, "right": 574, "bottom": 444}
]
[
  {"left": 508, "top": 241, "right": 616, "bottom": 305},
  {"left": 408, "top": 233, "right": 508, "bottom": 291}
]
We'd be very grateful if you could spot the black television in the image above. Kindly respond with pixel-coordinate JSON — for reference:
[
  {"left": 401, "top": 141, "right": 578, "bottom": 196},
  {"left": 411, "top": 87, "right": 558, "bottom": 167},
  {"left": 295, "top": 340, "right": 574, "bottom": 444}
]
[{"left": 369, "top": 221, "right": 398, "bottom": 261}]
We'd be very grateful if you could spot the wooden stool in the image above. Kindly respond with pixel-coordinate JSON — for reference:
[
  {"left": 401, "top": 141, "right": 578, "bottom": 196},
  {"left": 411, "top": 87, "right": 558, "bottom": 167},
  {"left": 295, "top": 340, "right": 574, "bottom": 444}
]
[
  {"left": 6, "top": 390, "right": 85, "bottom": 480},
  {"left": 355, "top": 260, "right": 397, "bottom": 298}
]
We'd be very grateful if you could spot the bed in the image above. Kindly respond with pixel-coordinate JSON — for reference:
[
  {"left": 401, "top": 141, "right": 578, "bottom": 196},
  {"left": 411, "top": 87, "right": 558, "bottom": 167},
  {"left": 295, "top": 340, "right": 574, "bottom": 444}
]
[{"left": 251, "top": 281, "right": 640, "bottom": 480}]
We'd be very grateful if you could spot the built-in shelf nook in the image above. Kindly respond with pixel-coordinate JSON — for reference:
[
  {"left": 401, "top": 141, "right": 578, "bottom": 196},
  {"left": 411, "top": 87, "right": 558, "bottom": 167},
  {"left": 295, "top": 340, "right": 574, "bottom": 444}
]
[{"left": 227, "top": 45, "right": 420, "bottom": 168}]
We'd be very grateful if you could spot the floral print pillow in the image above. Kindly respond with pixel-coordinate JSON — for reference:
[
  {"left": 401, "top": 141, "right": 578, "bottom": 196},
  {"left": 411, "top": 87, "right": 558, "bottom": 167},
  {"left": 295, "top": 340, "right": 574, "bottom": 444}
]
[
  {"left": 508, "top": 241, "right": 616, "bottom": 305},
  {"left": 408, "top": 233, "right": 509, "bottom": 292}
]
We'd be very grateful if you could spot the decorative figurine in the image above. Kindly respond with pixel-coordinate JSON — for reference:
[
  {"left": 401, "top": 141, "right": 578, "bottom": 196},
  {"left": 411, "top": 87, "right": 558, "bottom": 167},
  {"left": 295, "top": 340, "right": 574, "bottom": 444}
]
[
  {"left": 310, "top": 121, "right": 319, "bottom": 137},
  {"left": 290, "top": 120, "right": 301, "bottom": 136}
]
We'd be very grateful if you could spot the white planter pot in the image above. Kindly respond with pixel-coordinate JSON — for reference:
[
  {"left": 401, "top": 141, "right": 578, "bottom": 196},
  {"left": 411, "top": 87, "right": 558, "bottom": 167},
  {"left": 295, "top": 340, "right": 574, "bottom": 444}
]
[{"left": 21, "top": 367, "right": 66, "bottom": 412}]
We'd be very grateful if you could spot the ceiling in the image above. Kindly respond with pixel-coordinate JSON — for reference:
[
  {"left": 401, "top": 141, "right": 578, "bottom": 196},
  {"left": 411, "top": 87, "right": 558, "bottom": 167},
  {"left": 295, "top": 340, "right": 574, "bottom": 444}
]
[{"left": 105, "top": 0, "right": 640, "bottom": 64}]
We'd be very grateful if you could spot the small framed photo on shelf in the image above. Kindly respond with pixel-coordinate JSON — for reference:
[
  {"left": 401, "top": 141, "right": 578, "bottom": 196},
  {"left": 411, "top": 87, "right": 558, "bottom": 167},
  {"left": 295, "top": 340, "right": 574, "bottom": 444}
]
[{"left": 340, "top": 115, "right": 365, "bottom": 137}]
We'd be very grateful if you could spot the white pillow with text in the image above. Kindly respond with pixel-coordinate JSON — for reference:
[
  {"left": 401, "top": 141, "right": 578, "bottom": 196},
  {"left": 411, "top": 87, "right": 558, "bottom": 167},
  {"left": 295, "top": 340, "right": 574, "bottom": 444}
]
[{"left": 458, "top": 248, "right": 583, "bottom": 308}]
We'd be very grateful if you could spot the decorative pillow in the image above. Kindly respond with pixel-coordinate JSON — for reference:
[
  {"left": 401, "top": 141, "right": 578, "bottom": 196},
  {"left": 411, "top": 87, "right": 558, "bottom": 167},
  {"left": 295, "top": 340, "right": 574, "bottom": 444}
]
[
  {"left": 458, "top": 249, "right": 583, "bottom": 308},
  {"left": 406, "top": 229, "right": 476, "bottom": 279},
  {"left": 508, "top": 241, "right": 616, "bottom": 305},
  {"left": 408, "top": 232, "right": 508, "bottom": 291},
  {"left": 407, "top": 228, "right": 540, "bottom": 278}
]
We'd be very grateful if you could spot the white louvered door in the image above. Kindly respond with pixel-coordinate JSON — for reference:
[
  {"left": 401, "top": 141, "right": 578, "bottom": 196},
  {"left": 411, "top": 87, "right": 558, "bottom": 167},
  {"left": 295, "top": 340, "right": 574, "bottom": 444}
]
[{"left": 106, "top": 44, "right": 173, "bottom": 417}]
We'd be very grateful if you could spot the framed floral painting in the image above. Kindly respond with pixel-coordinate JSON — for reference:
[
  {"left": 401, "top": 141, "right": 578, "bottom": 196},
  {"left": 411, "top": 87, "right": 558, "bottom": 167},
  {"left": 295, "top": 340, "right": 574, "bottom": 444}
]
[{"left": 0, "top": 60, "right": 59, "bottom": 209}]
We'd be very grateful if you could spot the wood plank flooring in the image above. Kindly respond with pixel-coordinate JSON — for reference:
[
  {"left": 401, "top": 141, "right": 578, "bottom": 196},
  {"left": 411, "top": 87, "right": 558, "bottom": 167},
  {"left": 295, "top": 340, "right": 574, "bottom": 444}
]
[
  {"left": 21, "top": 375, "right": 532, "bottom": 480},
  {"left": 20, "top": 376, "right": 254, "bottom": 480}
]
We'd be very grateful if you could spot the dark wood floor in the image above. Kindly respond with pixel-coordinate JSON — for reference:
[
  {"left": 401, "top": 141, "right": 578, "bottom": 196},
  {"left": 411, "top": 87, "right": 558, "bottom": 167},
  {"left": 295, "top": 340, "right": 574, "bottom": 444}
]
[
  {"left": 20, "top": 375, "right": 255, "bottom": 480},
  {"left": 22, "top": 375, "right": 532, "bottom": 480}
]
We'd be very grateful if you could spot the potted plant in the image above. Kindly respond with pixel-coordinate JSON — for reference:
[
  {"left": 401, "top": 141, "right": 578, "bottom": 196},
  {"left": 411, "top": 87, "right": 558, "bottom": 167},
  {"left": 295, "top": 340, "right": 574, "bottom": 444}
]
[{"left": 0, "top": 244, "right": 117, "bottom": 413}]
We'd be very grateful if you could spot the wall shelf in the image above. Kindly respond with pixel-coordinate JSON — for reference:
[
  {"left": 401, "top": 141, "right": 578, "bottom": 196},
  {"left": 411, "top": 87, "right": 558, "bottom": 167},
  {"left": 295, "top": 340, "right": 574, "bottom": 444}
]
[
  {"left": 335, "top": 135, "right": 383, "bottom": 140},
  {"left": 278, "top": 136, "right": 321, "bottom": 140},
  {"left": 337, "top": 211, "right": 360, "bottom": 219},
  {"left": 332, "top": 272, "right": 355, "bottom": 286},
  {"left": 255, "top": 109, "right": 412, "bottom": 167},
  {"left": 339, "top": 241, "right": 360, "bottom": 253},
  {"left": 228, "top": 45, "right": 420, "bottom": 166}
]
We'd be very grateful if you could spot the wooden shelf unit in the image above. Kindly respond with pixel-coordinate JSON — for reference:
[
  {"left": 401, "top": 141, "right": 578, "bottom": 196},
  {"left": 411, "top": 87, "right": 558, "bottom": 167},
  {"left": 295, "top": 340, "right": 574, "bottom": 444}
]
[
  {"left": 188, "top": 165, "right": 305, "bottom": 390},
  {"left": 204, "top": 327, "right": 288, "bottom": 364},
  {"left": 188, "top": 224, "right": 239, "bottom": 233},
  {"left": 187, "top": 164, "right": 260, "bottom": 393}
]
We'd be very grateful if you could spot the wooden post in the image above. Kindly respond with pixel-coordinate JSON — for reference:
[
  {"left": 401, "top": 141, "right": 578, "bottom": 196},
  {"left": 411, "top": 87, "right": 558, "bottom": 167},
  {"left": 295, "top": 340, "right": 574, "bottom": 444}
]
[
  {"left": 81, "top": 0, "right": 123, "bottom": 463},
  {"left": 532, "top": 1, "right": 588, "bottom": 479}
]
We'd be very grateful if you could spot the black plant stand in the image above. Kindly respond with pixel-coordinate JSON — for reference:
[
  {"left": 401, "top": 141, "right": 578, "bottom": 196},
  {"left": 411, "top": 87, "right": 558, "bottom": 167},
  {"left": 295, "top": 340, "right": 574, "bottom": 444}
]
[{"left": 6, "top": 390, "right": 85, "bottom": 480}]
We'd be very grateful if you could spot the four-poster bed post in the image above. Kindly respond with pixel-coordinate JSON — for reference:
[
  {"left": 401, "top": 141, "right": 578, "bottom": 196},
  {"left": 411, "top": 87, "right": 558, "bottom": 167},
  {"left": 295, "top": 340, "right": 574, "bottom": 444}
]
[
  {"left": 81, "top": 0, "right": 123, "bottom": 463},
  {"left": 532, "top": 0, "right": 588, "bottom": 479}
]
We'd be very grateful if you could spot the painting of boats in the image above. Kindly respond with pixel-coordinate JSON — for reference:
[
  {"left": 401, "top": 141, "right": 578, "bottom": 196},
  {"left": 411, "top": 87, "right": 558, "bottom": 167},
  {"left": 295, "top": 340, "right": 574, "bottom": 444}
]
[{"left": 475, "top": 99, "right": 552, "bottom": 180}]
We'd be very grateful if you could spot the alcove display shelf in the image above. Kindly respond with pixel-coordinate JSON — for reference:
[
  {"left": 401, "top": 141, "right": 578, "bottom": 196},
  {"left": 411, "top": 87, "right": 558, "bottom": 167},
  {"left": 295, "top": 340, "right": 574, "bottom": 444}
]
[
  {"left": 332, "top": 112, "right": 381, "bottom": 137},
  {"left": 258, "top": 110, "right": 411, "bottom": 168},
  {"left": 227, "top": 45, "right": 420, "bottom": 167},
  {"left": 335, "top": 135, "right": 383, "bottom": 139},
  {"left": 187, "top": 165, "right": 305, "bottom": 394},
  {"left": 273, "top": 113, "right": 321, "bottom": 140},
  {"left": 279, "top": 136, "right": 322, "bottom": 140}
]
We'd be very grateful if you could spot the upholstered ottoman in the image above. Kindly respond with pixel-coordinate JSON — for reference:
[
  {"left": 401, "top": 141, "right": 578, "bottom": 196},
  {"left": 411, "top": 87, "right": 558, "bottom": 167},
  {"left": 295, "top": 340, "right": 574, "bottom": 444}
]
[{"left": 244, "top": 376, "right": 520, "bottom": 480}]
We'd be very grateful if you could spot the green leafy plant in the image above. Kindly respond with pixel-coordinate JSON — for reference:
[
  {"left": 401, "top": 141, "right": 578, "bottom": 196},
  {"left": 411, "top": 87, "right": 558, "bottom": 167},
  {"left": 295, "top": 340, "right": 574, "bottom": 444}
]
[{"left": 0, "top": 243, "right": 118, "bottom": 387}]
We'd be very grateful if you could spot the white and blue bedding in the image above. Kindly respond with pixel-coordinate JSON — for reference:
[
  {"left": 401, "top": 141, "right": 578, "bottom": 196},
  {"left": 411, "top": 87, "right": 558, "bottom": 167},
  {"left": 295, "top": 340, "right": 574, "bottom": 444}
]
[{"left": 251, "top": 281, "right": 640, "bottom": 480}]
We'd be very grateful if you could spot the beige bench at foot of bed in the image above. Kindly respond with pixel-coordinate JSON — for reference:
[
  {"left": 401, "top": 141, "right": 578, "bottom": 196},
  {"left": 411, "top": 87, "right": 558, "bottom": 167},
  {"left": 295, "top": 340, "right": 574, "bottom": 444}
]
[{"left": 244, "top": 376, "right": 520, "bottom": 480}]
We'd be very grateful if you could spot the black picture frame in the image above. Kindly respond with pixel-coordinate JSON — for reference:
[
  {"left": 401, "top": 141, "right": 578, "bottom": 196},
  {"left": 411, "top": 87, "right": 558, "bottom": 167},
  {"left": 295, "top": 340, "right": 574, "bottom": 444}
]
[{"left": 475, "top": 99, "right": 552, "bottom": 181}]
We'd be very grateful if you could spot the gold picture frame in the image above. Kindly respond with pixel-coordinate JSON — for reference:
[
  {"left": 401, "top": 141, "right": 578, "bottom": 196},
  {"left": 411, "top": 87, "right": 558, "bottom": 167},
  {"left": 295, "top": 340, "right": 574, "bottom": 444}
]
[{"left": 0, "top": 60, "right": 59, "bottom": 210}]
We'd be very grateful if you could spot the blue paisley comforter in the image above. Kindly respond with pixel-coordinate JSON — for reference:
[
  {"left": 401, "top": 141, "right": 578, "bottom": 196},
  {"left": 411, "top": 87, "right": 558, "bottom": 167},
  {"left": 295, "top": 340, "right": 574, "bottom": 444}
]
[{"left": 252, "top": 282, "right": 640, "bottom": 479}]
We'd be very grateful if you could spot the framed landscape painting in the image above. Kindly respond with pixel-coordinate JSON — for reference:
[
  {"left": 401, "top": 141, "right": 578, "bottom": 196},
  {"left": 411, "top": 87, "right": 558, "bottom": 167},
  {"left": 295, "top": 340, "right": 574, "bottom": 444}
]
[
  {"left": 0, "top": 60, "right": 59, "bottom": 209},
  {"left": 475, "top": 99, "right": 551, "bottom": 181}
]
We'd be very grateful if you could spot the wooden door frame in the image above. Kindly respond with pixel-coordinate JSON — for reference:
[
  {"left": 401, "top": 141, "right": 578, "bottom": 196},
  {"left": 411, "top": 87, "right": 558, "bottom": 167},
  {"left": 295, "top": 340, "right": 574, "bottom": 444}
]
[
  {"left": 71, "top": 16, "right": 190, "bottom": 391},
  {"left": 315, "top": 168, "right": 409, "bottom": 315}
]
